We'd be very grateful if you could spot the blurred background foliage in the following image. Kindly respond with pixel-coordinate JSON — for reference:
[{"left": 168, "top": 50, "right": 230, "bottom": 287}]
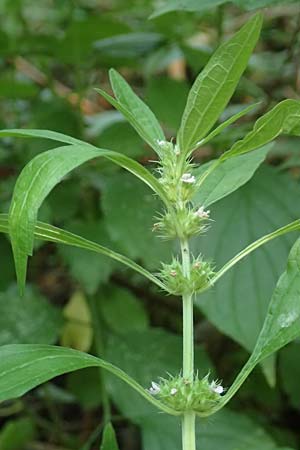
[{"left": 1, "top": 0, "right": 300, "bottom": 449}]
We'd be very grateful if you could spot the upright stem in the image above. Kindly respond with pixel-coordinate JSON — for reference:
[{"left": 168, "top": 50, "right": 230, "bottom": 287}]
[{"left": 180, "top": 238, "right": 196, "bottom": 450}]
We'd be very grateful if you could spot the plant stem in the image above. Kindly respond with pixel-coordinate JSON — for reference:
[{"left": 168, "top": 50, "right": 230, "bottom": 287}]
[{"left": 180, "top": 238, "right": 196, "bottom": 450}]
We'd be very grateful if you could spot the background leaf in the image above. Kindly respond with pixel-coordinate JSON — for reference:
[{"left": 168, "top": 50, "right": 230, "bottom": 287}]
[
  {"left": 100, "top": 423, "right": 120, "bottom": 450},
  {"left": 194, "top": 167, "right": 300, "bottom": 353}
]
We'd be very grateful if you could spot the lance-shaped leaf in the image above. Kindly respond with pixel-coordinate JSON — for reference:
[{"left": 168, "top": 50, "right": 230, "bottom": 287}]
[
  {"left": 0, "top": 129, "right": 169, "bottom": 205},
  {"left": 208, "top": 237, "right": 300, "bottom": 415},
  {"left": 178, "top": 13, "right": 263, "bottom": 155},
  {"left": 221, "top": 99, "right": 300, "bottom": 161},
  {"left": 0, "top": 214, "right": 166, "bottom": 291},
  {"left": 96, "top": 69, "right": 165, "bottom": 155},
  {"left": 0, "top": 344, "right": 179, "bottom": 416},
  {"left": 193, "top": 145, "right": 270, "bottom": 208},
  {"left": 8, "top": 144, "right": 169, "bottom": 293}
]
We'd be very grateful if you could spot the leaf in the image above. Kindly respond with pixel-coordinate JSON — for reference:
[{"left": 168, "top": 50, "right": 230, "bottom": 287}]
[
  {"left": 150, "top": 0, "right": 226, "bottom": 17},
  {"left": 7, "top": 143, "right": 168, "bottom": 293},
  {"left": 279, "top": 342, "right": 300, "bottom": 410},
  {"left": 222, "top": 99, "right": 300, "bottom": 161},
  {"left": 100, "top": 423, "right": 119, "bottom": 450},
  {"left": 178, "top": 14, "right": 263, "bottom": 155},
  {"left": 58, "top": 220, "right": 115, "bottom": 294},
  {"left": 141, "top": 409, "right": 287, "bottom": 450},
  {"left": 194, "top": 144, "right": 270, "bottom": 207},
  {"left": 219, "top": 236, "right": 300, "bottom": 409},
  {"left": 0, "top": 129, "right": 169, "bottom": 204},
  {"left": 0, "top": 417, "right": 36, "bottom": 450},
  {"left": 98, "top": 286, "right": 149, "bottom": 334},
  {"left": 195, "top": 167, "right": 300, "bottom": 353},
  {"left": 0, "top": 344, "right": 178, "bottom": 416},
  {"left": 0, "top": 284, "right": 63, "bottom": 345},
  {"left": 0, "top": 214, "right": 166, "bottom": 291},
  {"left": 145, "top": 76, "right": 189, "bottom": 130},
  {"left": 101, "top": 172, "right": 172, "bottom": 269},
  {"left": 96, "top": 68, "right": 165, "bottom": 155}
]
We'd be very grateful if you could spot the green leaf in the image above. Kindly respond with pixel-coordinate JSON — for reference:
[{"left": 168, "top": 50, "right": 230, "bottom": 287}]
[
  {"left": 0, "top": 344, "right": 178, "bottom": 416},
  {"left": 7, "top": 143, "right": 169, "bottom": 293},
  {"left": 279, "top": 342, "right": 300, "bottom": 410},
  {"left": 98, "top": 286, "right": 149, "bottom": 334},
  {"left": 96, "top": 68, "right": 165, "bottom": 155},
  {"left": 178, "top": 13, "right": 263, "bottom": 155},
  {"left": 58, "top": 220, "right": 115, "bottom": 294},
  {"left": 195, "top": 167, "right": 300, "bottom": 353},
  {"left": 194, "top": 144, "right": 270, "bottom": 207},
  {"left": 0, "top": 129, "right": 169, "bottom": 204},
  {"left": 141, "top": 409, "right": 287, "bottom": 450},
  {"left": 219, "top": 236, "right": 300, "bottom": 409},
  {"left": 101, "top": 172, "right": 172, "bottom": 269},
  {"left": 150, "top": 0, "right": 226, "bottom": 17},
  {"left": 0, "top": 214, "right": 166, "bottom": 291},
  {"left": 0, "top": 285, "right": 63, "bottom": 345},
  {"left": 0, "top": 417, "right": 36, "bottom": 450},
  {"left": 100, "top": 423, "right": 119, "bottom": 450},
  {"left": 222, "top": 99, "right": 300, "bottom": 161}
]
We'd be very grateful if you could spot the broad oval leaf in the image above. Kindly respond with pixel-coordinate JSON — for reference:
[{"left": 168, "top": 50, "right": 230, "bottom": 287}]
[
  {"left": 96, "top": 69, "right": 165, "bottom": 155},
  {"left": 178, "top": 13, "right": 263, "bottom": 155},
  {"left": 222, "top": 99, "right": 300, "bottom": 161},
  {"left": 195, "top": 167, "right": 300, "bottom": 353},
  {"left": 0, "top": 344, "right": 178, "bottom": 416}
]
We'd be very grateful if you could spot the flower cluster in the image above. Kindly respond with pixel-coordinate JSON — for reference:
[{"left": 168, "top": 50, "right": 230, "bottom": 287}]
[
  {"left": 148, "top": 374, "right": 224, "bottom": 416},
  {"left": 153, "top": 206, "right": 210, "bottom": 240},
  {"left": 156, "top": 140, "right": 197, "bottom": 203},
  {"left": 159, "top": 256, "right": 215, "bottom": 295}
]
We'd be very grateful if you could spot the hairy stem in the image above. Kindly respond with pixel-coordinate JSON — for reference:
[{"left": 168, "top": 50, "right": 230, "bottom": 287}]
[{"left": 180, "top": 238, "right": 196, "bottom": 450}]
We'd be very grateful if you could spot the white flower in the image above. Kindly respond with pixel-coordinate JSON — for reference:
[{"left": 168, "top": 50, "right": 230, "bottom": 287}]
[
  {"left": 170, "top": 270, "right": 177, "bottom": 277},
  {"left": 170, "top": 388, "right": 178, "bottom": 396},
  {"left": 181, "top": 173, "right": 196, "bottom": 184},
  {"left": 149, "top": 381, "right": 161, "bottom": 395},
  {"left": 195, "top": 206, "right": 210, "bottom": 219},
  {"left": 210, "top": 381, "right": 224, "bottom": 395}
]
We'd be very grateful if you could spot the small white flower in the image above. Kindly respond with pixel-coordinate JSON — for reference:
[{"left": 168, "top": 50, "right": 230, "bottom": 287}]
[
  {"left": 170, "top": 270, "right": 177, "bottom": 277},
  {"left": 170, "top": 388, "right": 178, "bottom": 396},
  {"left": 181, "top": 173, "right": 196, "bottom": 184},
  {"left": 149, "top": 381, "right": 161, "bottom": 395},
  {"left": 157, "top": 139, "right": 167, "bottom": 147},
  {"left": 210, "top": 381, "right": 224, "bottom": 395},
  {"left": 195, "top": 206, "right": 210, "bottom": 219}
]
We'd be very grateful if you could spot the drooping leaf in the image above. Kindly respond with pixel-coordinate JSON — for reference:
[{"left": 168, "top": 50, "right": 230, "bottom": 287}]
[
  {"left": 0, "top": 344, "right": 178, "bottom": 416},
  {"left": 96, "top": 68, "right": 165, "bottom": 155},
  {"left": 0, "top": 284, "right": 63, "bottom": 345},
  {"left": 100, "top": 423, "right": 119, "bottom": 450},
  {"left": 221, "top": 99, "right": 300, "bottom": 161},
  {"left": 195, "top": 167, "right": 300, "bottom": 353},
  {"left": 0, "top": 214, "right": 165, "bottom": 291},
  {"left": 194, "top": 144, "right": 270, "bottom": 207},
  {"left": 178, "top": 14, "right": 263, "bottom": 155},
  {"left": 0, "top": 129, "right": 169, "bottom": 204},
  {"left": 7, "top": 143, "right": 168, "bottom": 293}
]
